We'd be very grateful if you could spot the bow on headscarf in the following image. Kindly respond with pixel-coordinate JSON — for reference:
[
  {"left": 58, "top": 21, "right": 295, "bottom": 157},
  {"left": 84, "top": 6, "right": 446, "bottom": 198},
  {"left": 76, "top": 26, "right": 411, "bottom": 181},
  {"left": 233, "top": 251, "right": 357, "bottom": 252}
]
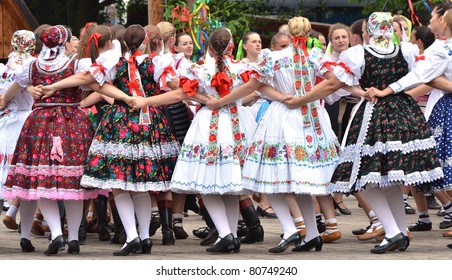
[
  {"left": 86, "top": 32, "right": 102, "bottom": 58},
  {"left": 211, "top": 72, "right": 233, "bottom": 98},
  {"left": 291, "top": 36, "right": 309, "bottom": 56}
]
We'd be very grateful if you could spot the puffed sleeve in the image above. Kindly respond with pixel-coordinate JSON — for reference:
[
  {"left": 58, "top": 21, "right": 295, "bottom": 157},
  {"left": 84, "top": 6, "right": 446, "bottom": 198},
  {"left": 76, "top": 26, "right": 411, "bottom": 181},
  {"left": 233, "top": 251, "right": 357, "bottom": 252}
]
[
  {"left": 179, "top": 63, "right": 203, "bottom": 96},
  {"left": 15, "top": 57, "right": 36, "bottom": 88},
  {"left": 389, "top": 44, "right": 449, "bottom": 93},
  {"left": 252, "top": 54, "right": 275, "bottom": 84},
  {"left": 334, "top": 45, "right": 364, "bottom": 86},
  {"left": 400, "top": 41, "right": 419, "bottom": 71},
  {"left": 89, "top": 39, "right": 121, "bottom": 86},
  {"left": 153, "top": 53, "right": 184, "bottom": 91}
]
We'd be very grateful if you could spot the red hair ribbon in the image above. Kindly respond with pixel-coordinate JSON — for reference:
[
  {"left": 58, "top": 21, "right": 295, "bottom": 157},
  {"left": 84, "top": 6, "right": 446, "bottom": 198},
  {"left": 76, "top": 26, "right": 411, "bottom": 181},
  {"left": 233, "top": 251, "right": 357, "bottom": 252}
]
[
  {"left": 85, "top": 32, "right": 102, "bottom": 58},
  {"left": 128, "top": 51, "right": 144, "bottom": 97},
  {"left": 180, "top": 77, "right": 199, "bottom": 97},
  {"left": 211, "top": 72, "right": 233, "bottom": 98},
  {"left": 415, "top": 55, "right": 425, "bottom": 62},
  {"left": 291, "top": 36, "right": 309, "bottom": 57}
]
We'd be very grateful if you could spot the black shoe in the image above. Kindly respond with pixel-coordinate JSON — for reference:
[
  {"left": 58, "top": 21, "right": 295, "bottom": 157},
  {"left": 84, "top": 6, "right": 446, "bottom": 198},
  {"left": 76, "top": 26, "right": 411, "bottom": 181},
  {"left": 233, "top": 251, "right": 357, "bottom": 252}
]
[
  {"left": 20, "top": 238, "right": 35, "bottom": 252},
  {"left": 352, "top": 223, "right": 371, "bottom": 235},
  {"left": 67, "top": 240, "right": 80, "bottom": 254},
  {"left": 404, "top": 202, "right": 416, "bottom": 215},
  {"left": 256, "top": 206, "right": 277, "bottom": 219},
  {"left": 140, "top": 238, "right": 153, "bottom": 254},
  {"left": 437, "top": 208, "right": 446, "bottom": 216},
  {"left": 200, "top": 227, "right": 218, "bottom": 246},
  {"left": 184, "top": 195, "right": 200, "bottom": 214},
  {"left": 268, "top": 232, "right": 301, "bottom": 253},
  {"left": 173, "top": 218, "right": 189, "bottom": 239},
  {"left": 439, "top": 219, "right": 452, "bottom": 229},
  {"left": 206, "top": 233, "right": 239, "bottom": 253},
  {"left": 447, "top": 243, "right": 452, "bottom": 249},
  {"left": 111, "top": 229, "right": 126, "bottom": 244},
  {"left": 370, "top": 233, "right": 405, "bottom": 254},
  {"left": 240, "top": 225, "right": 264, "bottom": 244},
  {"left": 237, "top": 220, "right": 248, "bottom": 238},
  {"left": 408, "top": 220, "right": 432, "bottom": 231},
  {"left": 149, "top": 211, "right": 161, "bottom": 237},
  {"left": 113, "top": 237, "right": 141, "bottom": 256},
  {"left": 193, "top": 226, "right": 210, "bottom": 239},
  {"left": 427, "top": 195, "right": 442, "bottom": 210},
  {"left": 44, "top": 235, "right": 65, "bottom": 256},
  {"left": 317, "top": 220, "right": 326, "bottom": 234},
  {"left": 333, "top": 200, "right": 352, "bottom": 215},
  {"left": 162, "top": 228, "right": 175, "bottom": 245},
  {"left": 292, "top": 236, "right": 323, "bottom": 252}
]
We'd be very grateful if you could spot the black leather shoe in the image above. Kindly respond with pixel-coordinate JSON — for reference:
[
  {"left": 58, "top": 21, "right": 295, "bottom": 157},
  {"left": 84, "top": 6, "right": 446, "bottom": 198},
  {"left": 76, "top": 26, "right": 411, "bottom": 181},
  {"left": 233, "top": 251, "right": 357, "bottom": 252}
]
[
  {"left": 352, "top": 223, "right": 371, "bottom": 235},
  {"left": 333, "top": 200, "right": 351, "bottom": 215},
  {"left": 447, "top": 243, "right": 452, "bottom": 249},
  {"left": 408, "top": 220, "right": 432, "bottom": 231},
  {"left": 268, "top": 232, "right": 301, "bottom": 253},
  {"left": 200, "top": 227, "right": 218, "bottom": 246},
  {"left": 206, "top": 233, "right": 239, "bottom": 253},
  {"left": 98, "top": 223, "right": 111, "bottom": 241},
  {"left": 256, "top": 206, "right": 277, "bottom": 219},
  {"left": 44, "top": 235, "right": 65, "bottom": 256},
  {"left": 439, "top": 215, "right": 452, "bottom": 229},
  {"left": 113, "top": 237, "right": 141, "bottom": 256},
  {"left": 67, "top": 240, "right": 80, "bottom": 254},
  {"left": 193, "top": 226, "right": 210, "bottom": 239},
  {"left": 240, "top": 225, "right": 264, "bottom": 244},
  {"left": 162, "top": 228, "right": 175, "bottom": 245},
  {"left": 292, "top": 236, "right": 323, "bottom": 252},
  {"left": 140, "top": 238, "right": 153, "bottom": 254},
  {"left": 20, "top": 238, "right": 35, "bottom": 252},
  {"left": 370, "top": 233, "right": 405, "bottom": 254}
]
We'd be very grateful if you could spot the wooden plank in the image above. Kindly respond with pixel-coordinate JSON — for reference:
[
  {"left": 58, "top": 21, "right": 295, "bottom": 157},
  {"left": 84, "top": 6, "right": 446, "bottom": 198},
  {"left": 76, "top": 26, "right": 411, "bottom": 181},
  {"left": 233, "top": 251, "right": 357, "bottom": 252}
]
[{"left": 0, "top": 3, "right": 5, "bottom": 59}]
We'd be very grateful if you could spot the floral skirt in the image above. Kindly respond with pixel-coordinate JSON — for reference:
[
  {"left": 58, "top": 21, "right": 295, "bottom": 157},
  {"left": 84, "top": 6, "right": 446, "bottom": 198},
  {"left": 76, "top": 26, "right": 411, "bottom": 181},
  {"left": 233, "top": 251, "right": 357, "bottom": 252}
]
[
  {"left": 4, "top": 106, "right": 104, "bottom": 200},
  {"left": 331, "top": 93, "right": 443, "bottom": 194},
  {"left": 81, "top": 102, "right": 180, "bottom": 192},
  {"left": 428, "top": 93, "right": 452, "bottom": 191}
]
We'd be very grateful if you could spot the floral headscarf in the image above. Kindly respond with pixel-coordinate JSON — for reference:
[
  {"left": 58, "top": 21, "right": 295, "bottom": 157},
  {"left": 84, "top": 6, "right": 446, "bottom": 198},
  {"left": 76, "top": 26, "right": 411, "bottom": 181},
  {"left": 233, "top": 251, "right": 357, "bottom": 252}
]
[
  {"left": 38, "top": 25, "right": 70, "bottom": 71},
  {"left": 367, "top": 12, "right": 395, "bottom": 54},
  {"left": 7, "top": 30, "right": 35, "bottom": 70}
]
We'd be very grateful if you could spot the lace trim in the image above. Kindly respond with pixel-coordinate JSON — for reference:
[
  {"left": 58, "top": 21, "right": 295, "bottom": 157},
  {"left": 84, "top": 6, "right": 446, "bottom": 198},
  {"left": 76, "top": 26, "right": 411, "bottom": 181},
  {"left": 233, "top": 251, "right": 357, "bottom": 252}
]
[
  {"left": 89, "top": 140, "right": 180, "bottom": 159},
  {"left": 3, "top": 186, "right": 106, "bottom": 201},
  {"left": 170, "top": 180, "right": 245, "bottom": 195},
  {"left": 34, "top": 102, "right": 80, "bottom": 107},
  {"left": 339, "top": 136, "right": 437, "bottom": 165},
  {"left": 10, "top": 164, "right": 85, "bottom": 177},
  {"left": 332, "top": 167, "right": 444, "bottom": 192},
  {"left": 81, "top": 175, "right": 170, "bottom": 192}
]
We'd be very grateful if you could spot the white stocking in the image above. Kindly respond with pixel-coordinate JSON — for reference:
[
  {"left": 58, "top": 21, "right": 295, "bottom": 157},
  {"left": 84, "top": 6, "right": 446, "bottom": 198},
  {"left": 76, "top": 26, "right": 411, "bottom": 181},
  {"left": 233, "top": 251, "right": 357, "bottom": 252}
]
[
  {"left": 382, "top": 185, "right": 406, "bottom": 235},
  {"left": 202, "top": 194, "right": 231, "bottom": 239},
  {"left": 223, "top": 195, "right": 239, "bottom": 238},
  {"left": 295, "top": 194, "right": 319, "bottom": 241},
  {"left": 64, "top": 200, "right": 83, "bottom": 242},
  {"left": 39, "top": 198, "right": 63, "bottom": 240},
  {"left": 19, "top": 200, "right": 37, "bottom": 240},
  {"left": 132, "top": 192, "right": 152, "bottom": 240},
  {"left": 114, "top": 192, "right": 138, "bottom": 242},
  {"left": 267, "top": 193, "right": 297, "bottom": 239}
]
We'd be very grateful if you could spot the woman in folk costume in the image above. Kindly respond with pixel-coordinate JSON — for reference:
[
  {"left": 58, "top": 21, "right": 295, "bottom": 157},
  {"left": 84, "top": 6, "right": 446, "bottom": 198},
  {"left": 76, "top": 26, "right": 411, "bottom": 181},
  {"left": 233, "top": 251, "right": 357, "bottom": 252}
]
[
  {"left": 285, "top": 12, "right": 443, "bottom": 254},
  {"left": 206, "top": 17, "right": 341, "bottom": 253},
  {"left": 42, "top": 24, "right": 181, "bottom": 256},
  {"left": 1, "top": 25, "right": 108, "bottom": 255},
  {"left": 0, "top": 30, "right": 35, "bottom": 238},
  {"left": 132, "top": 27, "right": 286, "bottom": 253},
  {"left": 368, "top": 10, "right": 452, "bottom": 250}
]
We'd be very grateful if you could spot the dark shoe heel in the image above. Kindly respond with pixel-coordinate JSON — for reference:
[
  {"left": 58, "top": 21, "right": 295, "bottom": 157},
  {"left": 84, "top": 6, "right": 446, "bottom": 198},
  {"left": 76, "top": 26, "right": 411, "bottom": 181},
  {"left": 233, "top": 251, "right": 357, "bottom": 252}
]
[
  {"left": 292, "top": 236, "right": 323, "bottom": 252},
  {"left": 44, "top": 235, "right": 65, "bottom": 256},
  {"left": 113, "top": 237, "right": 141, "bottom": 256},
  {"left": 140, "top": 238, "right": 153, "bottom": 254},
  {"left": 240, "top": 225, "right": 264, "bottom": 244},
  {"left": 20, "top": 238, "right": 35, "bottom": 252},
  {"left": 67, "top": 240, "right": 80, "bottom": 254},
  {"left": 98, "top": 223, "right": 111, "bottom": 241},
  {"left": 268, "top": 232, "right": 301, "bottom": 253},
  {"left": 162, "top": 229, "right": 175, "bottom": 245},
  {"left": 206, "top": 233, "right": 238, "bottom": 253}
]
